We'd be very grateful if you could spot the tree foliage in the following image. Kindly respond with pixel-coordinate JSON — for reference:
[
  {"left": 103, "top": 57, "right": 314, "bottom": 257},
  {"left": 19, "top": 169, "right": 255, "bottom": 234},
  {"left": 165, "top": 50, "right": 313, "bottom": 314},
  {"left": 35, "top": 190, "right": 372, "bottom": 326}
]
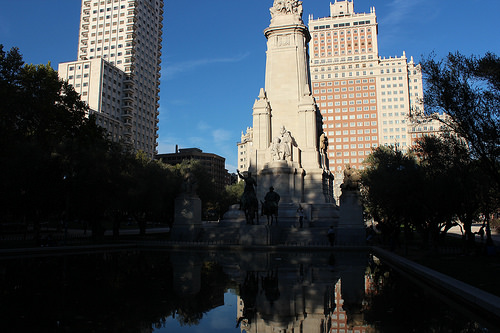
[
  {"left": 421, "top": 52, "right": 500, "bottom": 190},
  {"left": 361, "top": 52, "right": 500, "bottom": 249},
  {"left": 361, "top": 135, "right": 487, "bottom": 248},
  {"left": 0, "top": 45, "right": 232, "bottom": 241}
]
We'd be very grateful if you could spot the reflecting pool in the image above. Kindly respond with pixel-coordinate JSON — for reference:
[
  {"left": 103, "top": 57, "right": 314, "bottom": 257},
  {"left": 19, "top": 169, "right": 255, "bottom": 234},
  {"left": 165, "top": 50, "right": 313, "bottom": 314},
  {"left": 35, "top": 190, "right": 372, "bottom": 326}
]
[{"left": 0, "top": 249, "right": 495, "bottom": 332}]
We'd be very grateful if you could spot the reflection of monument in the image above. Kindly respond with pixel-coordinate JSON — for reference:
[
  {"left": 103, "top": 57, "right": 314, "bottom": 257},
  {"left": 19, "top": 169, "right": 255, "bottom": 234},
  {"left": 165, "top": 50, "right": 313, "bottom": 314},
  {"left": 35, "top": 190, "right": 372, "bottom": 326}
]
[
  {"left": 247, "top": 0, "right": 336, "bottom": 225},
  {"left": 234, "top": 251, "right": 370, "bottom": 333},
  {"left": 338, "top": 166, "right": 365, "bottom": 245}
]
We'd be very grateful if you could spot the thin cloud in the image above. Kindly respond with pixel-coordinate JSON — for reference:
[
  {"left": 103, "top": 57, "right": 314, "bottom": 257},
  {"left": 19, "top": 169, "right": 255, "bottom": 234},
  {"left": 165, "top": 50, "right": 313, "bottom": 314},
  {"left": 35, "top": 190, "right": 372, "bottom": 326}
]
[
  {"left": 212, "top": 129, "right": 232, "bottom": 143},
  {"left": 197, "top": 121, "right": 211, "bottom": 131},
  {"left": 164, "top": 52, "right": 250, "bottom": 80},
  {"left": 225, "top": 163, "right": 238, "bottom": 173},
  {"left": 383, "top": 0, "right": 423, "bottom": 26}
]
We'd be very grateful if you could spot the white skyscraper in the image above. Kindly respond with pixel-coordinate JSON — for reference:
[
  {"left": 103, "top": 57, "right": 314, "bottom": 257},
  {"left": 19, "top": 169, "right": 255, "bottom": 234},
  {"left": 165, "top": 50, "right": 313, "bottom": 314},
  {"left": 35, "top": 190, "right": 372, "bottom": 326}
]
[{"left": 59, "top": 0, "right": 164, "bottom": 157}]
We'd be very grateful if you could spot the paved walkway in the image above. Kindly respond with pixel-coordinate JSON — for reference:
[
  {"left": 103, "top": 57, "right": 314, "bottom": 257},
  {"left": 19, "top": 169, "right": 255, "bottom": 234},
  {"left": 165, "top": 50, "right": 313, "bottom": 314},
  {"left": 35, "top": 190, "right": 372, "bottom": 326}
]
[{"left": 447, "top": 223, "right": 500, "bottom": 245}]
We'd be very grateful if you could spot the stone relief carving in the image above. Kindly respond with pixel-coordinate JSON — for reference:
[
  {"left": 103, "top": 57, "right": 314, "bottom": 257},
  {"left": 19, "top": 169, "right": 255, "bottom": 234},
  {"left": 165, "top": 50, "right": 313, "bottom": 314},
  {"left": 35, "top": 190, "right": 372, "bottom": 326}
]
[
  {"left": 277, "top": 34, "right": 291, "bottom": 47},
  {"left": 270, "top": 0, "right": 303, "bottom": 18},
  {"left": 270, "top": 126, "right": 294, "bottom": 161}
]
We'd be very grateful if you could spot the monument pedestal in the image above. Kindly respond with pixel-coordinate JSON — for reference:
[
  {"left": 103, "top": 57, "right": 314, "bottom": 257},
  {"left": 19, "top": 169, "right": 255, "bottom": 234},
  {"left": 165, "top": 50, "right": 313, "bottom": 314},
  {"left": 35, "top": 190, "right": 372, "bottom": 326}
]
[
  {"left": 337, "top": 190, "right": 365, "bottom": 245},
  {"left": 171, "top": 195, "right": 202, "bottom": 241},
  {"left": 219, "top": 204, "right": 247, "bottom": 227},
  {"left": 239, "top": 225, "right": 270, "bottom": 246}
]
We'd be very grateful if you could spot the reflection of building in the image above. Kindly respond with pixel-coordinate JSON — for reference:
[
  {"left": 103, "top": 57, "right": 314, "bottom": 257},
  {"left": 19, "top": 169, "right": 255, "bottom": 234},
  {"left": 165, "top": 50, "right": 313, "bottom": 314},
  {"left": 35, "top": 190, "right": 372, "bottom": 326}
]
[
  {"left": 308, "top": 0, "right": 424, "bottom": 171},
  {"left": 235, "top": 252, "right": 371, "bottom": 333},
  {"left": 58, "top": 0, "right": 163, "bottom": 157},
  {"left": 157, "top": 147, "right": 229, "bottom": 194},
  {"left": 329, "top": 280, "right": 367, "bottom": 333}
]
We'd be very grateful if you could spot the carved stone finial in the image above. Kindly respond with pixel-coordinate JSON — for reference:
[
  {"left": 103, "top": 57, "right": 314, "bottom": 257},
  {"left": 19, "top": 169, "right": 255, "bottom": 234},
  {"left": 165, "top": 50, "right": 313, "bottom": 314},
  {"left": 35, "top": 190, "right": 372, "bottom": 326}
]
[
  {"left": 258, "top": 88, "right": 267, "bottom": 100},
  {"left": 270, "top": 0, "right": 303, "bottom": 19}
]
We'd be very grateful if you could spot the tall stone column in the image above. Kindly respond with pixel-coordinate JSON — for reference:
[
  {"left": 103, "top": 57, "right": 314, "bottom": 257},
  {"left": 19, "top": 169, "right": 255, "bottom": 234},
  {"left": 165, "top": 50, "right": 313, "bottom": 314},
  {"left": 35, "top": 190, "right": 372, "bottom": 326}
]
[{"left": 246, "top": 0, "right": 339, "bottom": 226}]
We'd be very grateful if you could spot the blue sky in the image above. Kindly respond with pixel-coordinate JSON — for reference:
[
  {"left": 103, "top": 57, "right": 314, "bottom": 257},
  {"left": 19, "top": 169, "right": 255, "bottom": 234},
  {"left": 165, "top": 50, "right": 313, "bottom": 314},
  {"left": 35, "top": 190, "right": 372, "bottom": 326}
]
[{"left": 1, "top": 0, "right": 499, "bottom": 172}]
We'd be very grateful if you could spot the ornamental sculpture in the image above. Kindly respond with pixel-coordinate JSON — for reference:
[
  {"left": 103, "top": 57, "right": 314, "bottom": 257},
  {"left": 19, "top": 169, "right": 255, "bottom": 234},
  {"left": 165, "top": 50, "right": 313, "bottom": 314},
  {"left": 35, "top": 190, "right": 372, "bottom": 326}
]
[
  {"left": 271, "top": 126, "right": 293, "bottom": 161},
  {"left": 270, "top": 0, "right": 303, "bottom": 18}
]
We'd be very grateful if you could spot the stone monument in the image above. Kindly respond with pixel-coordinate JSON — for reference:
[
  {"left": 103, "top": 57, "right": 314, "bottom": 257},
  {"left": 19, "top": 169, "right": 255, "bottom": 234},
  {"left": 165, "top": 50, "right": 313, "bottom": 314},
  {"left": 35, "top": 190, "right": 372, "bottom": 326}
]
[
  {"left": 172, "top": 168, "right": 202, "bottom": 241},
  {"left": 338, "top": 166, "right": 365, "bottom": 245},
  {"left": 248, "top": 0, "right": 336, "bottom": 226}
]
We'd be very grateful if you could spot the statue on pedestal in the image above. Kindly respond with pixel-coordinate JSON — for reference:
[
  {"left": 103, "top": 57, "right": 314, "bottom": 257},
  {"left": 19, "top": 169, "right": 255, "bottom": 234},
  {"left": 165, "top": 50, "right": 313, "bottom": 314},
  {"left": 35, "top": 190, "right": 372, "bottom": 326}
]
[
  {"left": 262, "top": 186, "right": 280, "bottom": 225},
  {"left": 270, "top": 126, "right": 294, "bottom": 161},
  {"left": 341, "top": 165, "right": 361, "bottom": 192},
  {"left": 182, "top": 168, "right": 198, "bottom": 197},
  {"left": 237, "top": 170, "right": 259, "bottom": 225},
  {"left": 270, "top": 0, "right": 303, "bottom": 18}
]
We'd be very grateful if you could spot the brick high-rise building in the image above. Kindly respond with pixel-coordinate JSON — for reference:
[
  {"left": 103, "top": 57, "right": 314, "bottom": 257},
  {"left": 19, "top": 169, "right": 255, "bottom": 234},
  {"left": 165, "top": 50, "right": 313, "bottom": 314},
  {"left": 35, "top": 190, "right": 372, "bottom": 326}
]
[
  {"left": 58, "top": 0, "right": 163, "bottom": 157},
  {"left": 308, "top": 0, "right": 424, "bottom": 172}
]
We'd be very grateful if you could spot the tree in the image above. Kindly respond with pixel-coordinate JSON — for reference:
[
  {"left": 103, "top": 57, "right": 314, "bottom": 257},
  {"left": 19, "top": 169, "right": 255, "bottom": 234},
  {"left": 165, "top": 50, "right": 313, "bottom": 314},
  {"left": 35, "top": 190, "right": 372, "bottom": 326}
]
[
  {"left": 218, "top": 181, "right": 244, "bottom": 219},
  {"left": 421, "top": 52, "right": 500, "bottom": 191},
  {"left": 422, "top": 52, "right": 500, "bottom": 246},
  {"left": 361, "top": 136, "right": 484, "bottom": 250},
  {"left": 412, "top": 135, "right": 484, "bottom": 247},
  {"left": 0, "top": 46, "right": 97, "bottom": 241},
  {"left": 0, "top": 45, "right": 136, "bottom": 242},
  {"left": 361, "top": 146, "right": 423, "bottom": 250}
]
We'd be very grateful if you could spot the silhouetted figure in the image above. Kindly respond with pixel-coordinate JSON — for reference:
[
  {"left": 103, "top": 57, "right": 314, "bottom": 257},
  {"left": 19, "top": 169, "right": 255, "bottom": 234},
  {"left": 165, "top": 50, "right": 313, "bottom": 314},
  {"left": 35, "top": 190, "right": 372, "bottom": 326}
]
[
  {"left": 262, "top": 187, "right": 280, "bottom": 225},
  {"left": 328, "top": 226, "right": 335, "bottom": 246}
]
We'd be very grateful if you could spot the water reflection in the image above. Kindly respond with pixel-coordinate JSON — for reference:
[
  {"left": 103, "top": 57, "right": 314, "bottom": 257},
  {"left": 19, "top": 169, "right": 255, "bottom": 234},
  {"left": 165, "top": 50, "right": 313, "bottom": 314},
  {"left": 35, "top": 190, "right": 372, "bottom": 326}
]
[
  {"left": 232, "top": 252, "right": 369, "bottom": 333},
  {"left": 0, "top": 250, "right": 493, "bottom": 332}
]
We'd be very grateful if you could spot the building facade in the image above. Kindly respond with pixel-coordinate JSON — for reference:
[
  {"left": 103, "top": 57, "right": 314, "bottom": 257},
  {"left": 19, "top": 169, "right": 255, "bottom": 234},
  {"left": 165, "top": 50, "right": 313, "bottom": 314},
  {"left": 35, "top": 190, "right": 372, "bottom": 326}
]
[
  {"left": 237, "top": 127, "right": 253, "bottom": 173},
  {"left": 157, "top": 148, "right": 229, "bottom": 195},
  {"left": 58, "top": 0, "right": 163, "bottom": 157},
  {"left": 308, "top": 0, "right": 424, "bottom": 171}
]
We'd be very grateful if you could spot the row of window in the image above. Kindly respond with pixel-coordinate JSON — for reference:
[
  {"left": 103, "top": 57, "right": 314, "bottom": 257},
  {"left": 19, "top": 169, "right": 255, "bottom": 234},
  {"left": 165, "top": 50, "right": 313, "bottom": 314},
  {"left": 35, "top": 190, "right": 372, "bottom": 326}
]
[
  {"left": 333, "top": 158, "right": 365, "bottom": 165},
  {"left": 314, "top": 79, "right": 375, "bottom": 86},
  {"left": 330, "top": 129, "right": 378, "bottom": 135},
  {"left": 319, "top": 102, "right": 378, "bottom": 109},
  {"left": 382, "top": 112, "right": 406, "bottom": 117},
  {"left": 334, "top": 143, "right": 374, "bottom": 150},
  {"left": 325, "top": 114, "right": 376, "bottom": 120},
  {"left": 321, "top": 106, "right": 378, "bottom": 113},
  {"left": 313, "top": 55, "right": 375, "bottom": 64},
  {"left": 314, "top": 48, "right": 373, "bottom": 57},
  {"left": 327, "top": 134, "right": 379, "bottom": 143},
  {"left": 314, "top": 42, "right": 372, "bottom": 51},
  {"left": 313, "top": 28, "right": 372, "bottom": 38},
  {"left": 331, "top": 150, "right": 371, "bottom": 157},
  {"left": 91, "top": 5, "right": 126, "bottom": 14},
  {"left": 314, "top": 35, "right": 372, "bottom": 44},
  {"left": 382, "top": 128, "right": 406, "bottom": 133}
]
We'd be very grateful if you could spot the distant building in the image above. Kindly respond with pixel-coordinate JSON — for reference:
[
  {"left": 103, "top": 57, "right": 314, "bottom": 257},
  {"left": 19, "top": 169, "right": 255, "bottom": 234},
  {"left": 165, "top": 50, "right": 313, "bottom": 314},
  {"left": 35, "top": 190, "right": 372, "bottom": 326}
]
[
  {"left": 237, "top": 127, "right": 253, "bottom": 173},
  {"left": 58, "top": 0, "right": 164, "bottom": 157},
  {"left": 157, "top": 147, "right": 229, "bottom": 194},
  {"left": 408, "top": 110, "right": 454, "bottom": 144},
  {"left": 308, "top": 0, "right": 424, "bottom": 171}
]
